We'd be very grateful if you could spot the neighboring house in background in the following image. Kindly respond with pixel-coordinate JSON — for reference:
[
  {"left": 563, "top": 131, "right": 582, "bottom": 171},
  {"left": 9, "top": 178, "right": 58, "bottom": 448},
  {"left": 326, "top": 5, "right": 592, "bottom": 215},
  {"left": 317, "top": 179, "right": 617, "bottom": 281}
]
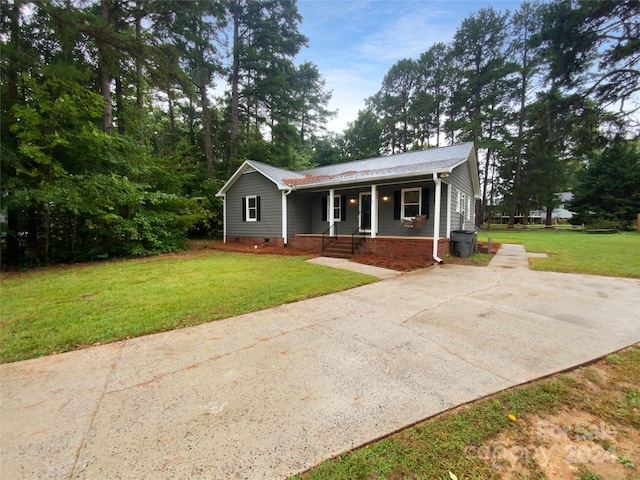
[
  {"left": 491, "top": 192, "right": 575, "bottom": 225},
  {"left": 552, "top": 192, "right": 575, "bottom": 222},
  {"left": 216, "top": 142, "right": 480, "bottom": 262}
]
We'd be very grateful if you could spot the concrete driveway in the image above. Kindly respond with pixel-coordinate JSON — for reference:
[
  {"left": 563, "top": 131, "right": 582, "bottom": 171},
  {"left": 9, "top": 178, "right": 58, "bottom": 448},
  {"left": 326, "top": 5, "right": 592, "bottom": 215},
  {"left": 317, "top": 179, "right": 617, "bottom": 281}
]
[{"left": 2, "top": 245, "right": 639, "bottom": 479}]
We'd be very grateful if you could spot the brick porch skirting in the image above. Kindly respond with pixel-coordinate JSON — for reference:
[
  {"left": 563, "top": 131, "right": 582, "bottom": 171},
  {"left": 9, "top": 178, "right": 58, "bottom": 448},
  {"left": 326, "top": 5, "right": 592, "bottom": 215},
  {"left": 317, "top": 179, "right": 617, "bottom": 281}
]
[{"left": 288, "top": 235, "right": 450, "bottom": 260}]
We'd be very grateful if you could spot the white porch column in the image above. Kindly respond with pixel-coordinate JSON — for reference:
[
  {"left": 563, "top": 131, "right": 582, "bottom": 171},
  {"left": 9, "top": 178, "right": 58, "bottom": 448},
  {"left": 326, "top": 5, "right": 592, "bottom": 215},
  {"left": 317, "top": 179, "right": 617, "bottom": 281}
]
[
  {"left": 370, "top": 184, "right": 378, "bottom": 238},
  {"left": 281, "top": 190, "right": 288, "bottom": 245},
  {"left": 432, "top": 175, "right": 444, "bottom": 263},
  {"left": 329, "top": 188, "right": 335, "bottom": 236}
]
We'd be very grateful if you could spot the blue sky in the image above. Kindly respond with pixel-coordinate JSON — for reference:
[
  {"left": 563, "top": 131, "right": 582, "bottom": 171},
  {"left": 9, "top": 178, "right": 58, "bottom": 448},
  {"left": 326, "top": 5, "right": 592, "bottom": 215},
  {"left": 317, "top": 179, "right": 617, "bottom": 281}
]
[{"left": 295, "top": 0, "right": 524, "bottom": 133}]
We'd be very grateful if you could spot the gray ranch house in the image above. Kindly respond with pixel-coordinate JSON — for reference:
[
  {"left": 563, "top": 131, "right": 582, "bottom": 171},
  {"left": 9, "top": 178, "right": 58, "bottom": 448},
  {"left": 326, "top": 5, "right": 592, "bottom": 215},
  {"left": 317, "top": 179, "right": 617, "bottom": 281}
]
[{"left": 216, "top": 142, "right": 480, "bottom": 263}]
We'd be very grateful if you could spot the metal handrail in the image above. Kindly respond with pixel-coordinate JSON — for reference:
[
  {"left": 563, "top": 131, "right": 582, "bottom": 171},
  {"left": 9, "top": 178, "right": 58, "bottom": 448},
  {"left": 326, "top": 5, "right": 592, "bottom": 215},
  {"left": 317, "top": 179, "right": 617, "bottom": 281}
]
[
  {"left": 351, "top": 227, "right": 366, "bottom": 254},
  {"left": 321, "top": 224, "right": 337, "bottom": 252}
]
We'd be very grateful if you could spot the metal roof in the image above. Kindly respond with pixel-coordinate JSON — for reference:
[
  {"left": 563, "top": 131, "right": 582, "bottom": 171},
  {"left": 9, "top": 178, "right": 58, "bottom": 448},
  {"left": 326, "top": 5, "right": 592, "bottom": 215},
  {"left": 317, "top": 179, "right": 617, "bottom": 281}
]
[
  {"left": 287, "top": 142, "right": 475, "bottom": 189},
  {"left": 217, "top": 142, "right": 478, "bottom": 196}
]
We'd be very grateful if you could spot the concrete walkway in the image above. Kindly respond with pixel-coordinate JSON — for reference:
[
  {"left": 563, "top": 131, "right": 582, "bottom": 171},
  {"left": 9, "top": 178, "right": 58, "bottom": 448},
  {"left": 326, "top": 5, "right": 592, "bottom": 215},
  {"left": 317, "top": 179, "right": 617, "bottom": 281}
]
[
  {"left": 488, "top": 243, "right": 548, "bottom": 269},
  {"left": 307, "top": 256, "right": 401, "bottom": 279},
  {"left": 2, "top": 245, "right": 639, "bottom": 479}
]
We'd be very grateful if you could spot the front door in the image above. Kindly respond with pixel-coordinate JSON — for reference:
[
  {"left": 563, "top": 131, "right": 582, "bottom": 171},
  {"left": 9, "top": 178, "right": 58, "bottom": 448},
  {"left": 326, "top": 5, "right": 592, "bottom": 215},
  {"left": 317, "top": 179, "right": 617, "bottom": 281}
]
[{"left": 359, "top": 193, "right": 371, "bottom": 231}]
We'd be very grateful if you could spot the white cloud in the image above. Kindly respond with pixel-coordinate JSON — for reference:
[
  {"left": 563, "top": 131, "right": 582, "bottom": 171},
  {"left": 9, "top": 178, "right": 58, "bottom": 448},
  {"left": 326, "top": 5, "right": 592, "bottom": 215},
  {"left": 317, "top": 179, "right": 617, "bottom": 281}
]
[
  {"left": 297, "top": 0, "right": 524, "bottom": 133},
  {"left": 355, "top": 5, "right": 456, "bottom": 62}
]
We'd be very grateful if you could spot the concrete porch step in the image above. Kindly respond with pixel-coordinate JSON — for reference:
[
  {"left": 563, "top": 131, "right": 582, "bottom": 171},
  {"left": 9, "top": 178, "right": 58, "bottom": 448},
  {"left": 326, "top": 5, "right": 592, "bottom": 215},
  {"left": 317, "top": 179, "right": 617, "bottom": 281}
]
[{"left": 322, "top": 252, "right": 353, "bottom": 259}]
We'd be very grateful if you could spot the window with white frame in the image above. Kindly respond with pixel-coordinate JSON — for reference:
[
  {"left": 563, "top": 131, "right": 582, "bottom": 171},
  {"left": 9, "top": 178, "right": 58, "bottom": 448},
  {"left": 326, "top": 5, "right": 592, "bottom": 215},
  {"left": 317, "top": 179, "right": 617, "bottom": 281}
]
[
  {"left": 326, "top": 194, "right": 342, "bottom": 222},
  {"left": 401, "top": 188, "right": 421, "bottom": 219},
  {"left": 246, "top": 195, "right": 258, "bottom": 222},
  {"left": 456, "top": 189, "right": 471, "bottom": 219}
]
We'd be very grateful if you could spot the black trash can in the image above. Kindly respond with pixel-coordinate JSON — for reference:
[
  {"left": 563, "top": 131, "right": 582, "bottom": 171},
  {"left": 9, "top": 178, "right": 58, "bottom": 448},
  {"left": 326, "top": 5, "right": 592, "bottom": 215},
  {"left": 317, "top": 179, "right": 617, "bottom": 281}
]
[{"left": 451, "top": 230, "right": 477, "bottom": 258}]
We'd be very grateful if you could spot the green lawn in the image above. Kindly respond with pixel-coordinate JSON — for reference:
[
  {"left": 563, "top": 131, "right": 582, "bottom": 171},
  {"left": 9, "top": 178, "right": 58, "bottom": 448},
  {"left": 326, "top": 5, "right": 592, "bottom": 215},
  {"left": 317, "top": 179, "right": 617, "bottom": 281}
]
[
  {"left": 478, "top": 226, "right": 640, "bottom": 278},
  {"left": 0, "top": 251, "right": 376, "bottom": 363}
]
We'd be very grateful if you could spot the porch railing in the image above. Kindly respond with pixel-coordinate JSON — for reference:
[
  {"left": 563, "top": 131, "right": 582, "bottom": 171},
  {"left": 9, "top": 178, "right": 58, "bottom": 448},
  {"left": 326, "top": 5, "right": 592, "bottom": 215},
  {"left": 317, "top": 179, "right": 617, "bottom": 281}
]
[
  {"left": 351, "top": 227, "right": 366, "bottom": 254},
  {"left": 321, "top": 224, "right": 337, "bottom": 252}
]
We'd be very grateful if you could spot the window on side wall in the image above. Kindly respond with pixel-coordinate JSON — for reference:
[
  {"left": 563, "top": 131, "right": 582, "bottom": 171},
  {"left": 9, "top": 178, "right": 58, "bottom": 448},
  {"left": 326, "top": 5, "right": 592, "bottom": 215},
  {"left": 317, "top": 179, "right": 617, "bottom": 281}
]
[
  {"left": 243, "top": 195, "right": 260, "bottom": 222},
  {"left": 401, "top": 188, "right": 421, "bottom": 219}
]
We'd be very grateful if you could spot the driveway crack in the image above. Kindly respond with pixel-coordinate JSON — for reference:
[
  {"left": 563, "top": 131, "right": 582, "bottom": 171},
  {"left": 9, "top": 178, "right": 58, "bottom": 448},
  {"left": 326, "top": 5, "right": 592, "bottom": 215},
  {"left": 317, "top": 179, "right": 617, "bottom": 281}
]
[
  {"left": 400, "top": 320, "right": 514, "bottom": 383},
  {"left": 68, "top": 341, "right": 128, "bottom": 480},
  {"left": 106, "top": 323, "right": 317, "bottom": 395}
]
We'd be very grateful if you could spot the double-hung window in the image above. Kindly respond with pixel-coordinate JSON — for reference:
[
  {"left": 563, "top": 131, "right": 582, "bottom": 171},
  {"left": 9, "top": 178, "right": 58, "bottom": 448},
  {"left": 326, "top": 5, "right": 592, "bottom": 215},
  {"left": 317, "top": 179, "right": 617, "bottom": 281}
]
[
  {"left": 455, "top": 189, "right": 471, "bottom": 221},
  {"left": 326, "top": 194, "right": 341, "bottom": 222},
  {"left": 401, "top": 188, "right": 421, "bottom": 219},
  {"left": 245, "top": 195, "right": 258, "bottom": 222},
  {"left": 332, "top": 195, "right": 341, "bottom": 221}
]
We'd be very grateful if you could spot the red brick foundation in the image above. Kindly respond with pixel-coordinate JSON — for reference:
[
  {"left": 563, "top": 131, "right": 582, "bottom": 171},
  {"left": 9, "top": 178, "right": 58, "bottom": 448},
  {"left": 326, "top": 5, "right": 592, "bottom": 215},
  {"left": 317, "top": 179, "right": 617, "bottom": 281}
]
[
  {"left": 225, "top": 236, "right": 285, "bottom": 248},
  {"left": 288, "top": 235, "right": 450, "bottom": 261},
  {"left": 363, "top": 237, "right": 449, "bottom": 260}
]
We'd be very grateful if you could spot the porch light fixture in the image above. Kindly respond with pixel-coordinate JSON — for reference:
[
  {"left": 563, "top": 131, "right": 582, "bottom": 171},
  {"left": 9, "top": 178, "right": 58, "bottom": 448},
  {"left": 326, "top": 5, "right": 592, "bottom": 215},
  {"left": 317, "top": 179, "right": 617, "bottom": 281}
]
[
  {"left": 349, "top": 198, "right": 357, "bottom": 204},
  {"left": 439, "top": 172, "right": 450, "bottom": 178},
  {"left": 382, "top": 195, "right": 390, "bottom": 202}
]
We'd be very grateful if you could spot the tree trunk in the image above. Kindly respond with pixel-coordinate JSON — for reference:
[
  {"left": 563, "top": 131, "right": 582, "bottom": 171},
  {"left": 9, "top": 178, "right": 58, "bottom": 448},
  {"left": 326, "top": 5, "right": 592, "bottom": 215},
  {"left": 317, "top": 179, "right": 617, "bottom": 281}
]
[
  {"left": 135, "top": 5, "right": 143, "bottom": 109},
  {"left": 98, "top": 0, "right": 113, "bottom": 134},
  {"left": 481, "top": 148, "right": 493, "bottom": 225},
  {"left": 167, "top": 88, "right": 175, "bottom": 138},
  {"left": 4, "top": 1, "right": 22, "bottom": 263},
  {"left": 229, "top": 1, "right": 241, "bottom": 161},
  {"left": 195, "top": 37, "right": 214, "bottom": 175},
  {"left": 115, "top": 75, "right": 125, "bottom": 134},
  {"left": 509, "top": 39, "right": 529, "bottom": 230},
  {"left": 198, "top": 59, "right": 214, "bottom": 175},
  {"left": 545, "top": 203, "right": 554, "bottom": 227}
]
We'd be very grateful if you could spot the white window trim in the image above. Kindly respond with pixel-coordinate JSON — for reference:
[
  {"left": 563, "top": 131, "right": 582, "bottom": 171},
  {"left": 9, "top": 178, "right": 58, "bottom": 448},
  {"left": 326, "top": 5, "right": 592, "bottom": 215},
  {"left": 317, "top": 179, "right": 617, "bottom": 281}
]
[
  {"left": 465, "top": 196, "right": 471, "bottom": 221},
  {"left": 246, "top": 195, "right": 258, "bottom": 222},
  {"left": 455, "top": 189, "right": 462, "bottom": 214},
  {"left": 401, "top": 187, "right": 421, "bottom": 220},
  {"left": 327, "top": 194, "right": 342, "bottom": 222}
]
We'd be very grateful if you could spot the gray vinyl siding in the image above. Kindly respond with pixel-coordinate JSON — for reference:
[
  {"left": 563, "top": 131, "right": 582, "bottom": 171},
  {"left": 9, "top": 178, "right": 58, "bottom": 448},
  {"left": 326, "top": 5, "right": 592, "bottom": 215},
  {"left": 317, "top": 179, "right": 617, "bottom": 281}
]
[
  {"left": 309, "top": 189, "right": 360, "bottom": 235},
  {"left": 287, "top": 191, "right": 312, "bottom": 234},
  {"left": 447, "top": 161, "right": 476, "bottom": 231},
  {"left": 225, "top": 172, "right": 282, "bottom": 238},
  {"left": 377, "top": 182, "right": 437, "bottom": 237},
  {"left": 305, "top": 180, "right": 441, "bottom": 237},
  {"left": 225, "top": 166, "right": 475, "bottom": 240}
]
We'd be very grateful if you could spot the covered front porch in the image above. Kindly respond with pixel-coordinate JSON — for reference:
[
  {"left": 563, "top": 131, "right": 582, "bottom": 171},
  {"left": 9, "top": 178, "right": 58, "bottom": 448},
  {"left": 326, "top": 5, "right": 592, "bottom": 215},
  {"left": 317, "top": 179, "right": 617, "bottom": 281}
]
[{"left": 284, "top": 175, "right": 454, "bottom": 262}]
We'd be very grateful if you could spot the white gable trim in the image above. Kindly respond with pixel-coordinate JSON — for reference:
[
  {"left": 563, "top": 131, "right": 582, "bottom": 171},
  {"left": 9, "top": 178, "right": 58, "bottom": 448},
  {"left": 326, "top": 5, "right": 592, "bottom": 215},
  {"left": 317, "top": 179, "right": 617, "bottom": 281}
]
[{"left": 216, "top": 160, "right": 292, "bottom": 197}]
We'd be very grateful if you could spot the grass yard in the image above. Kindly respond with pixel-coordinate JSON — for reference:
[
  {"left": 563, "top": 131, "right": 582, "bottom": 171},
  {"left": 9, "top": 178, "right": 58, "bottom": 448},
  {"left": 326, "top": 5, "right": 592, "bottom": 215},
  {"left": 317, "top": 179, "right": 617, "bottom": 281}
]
[
  {"left": 478, "top": 227, "right": 640, "bottom": 278},
  {"left": 0, "top": 251, "right": 376, "bottom": 363},
  {"left": 291, "top": 345, "right": 640, "bottom": 480}
]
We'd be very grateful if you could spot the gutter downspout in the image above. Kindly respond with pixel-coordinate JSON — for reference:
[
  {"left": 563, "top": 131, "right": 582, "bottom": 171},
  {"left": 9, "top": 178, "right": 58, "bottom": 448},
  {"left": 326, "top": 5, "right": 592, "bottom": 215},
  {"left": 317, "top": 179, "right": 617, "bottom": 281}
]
[
  {"left": 282, "top": 188, "right": 291, "bottom": 246},
  {"left": 446, "top": 180, "right": 452, "bottom": 238},
  {"left": 222, "top": 193, "right": 227, "bottom": 243},
  {"left": 432, "top": 173, "right": 444, "bottom": 264}
]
